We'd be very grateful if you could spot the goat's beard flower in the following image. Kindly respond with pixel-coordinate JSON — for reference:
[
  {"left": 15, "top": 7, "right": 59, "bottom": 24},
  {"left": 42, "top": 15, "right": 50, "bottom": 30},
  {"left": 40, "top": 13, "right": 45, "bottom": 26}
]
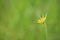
[{"left": 38, "top": 17, "right": 46, "bottom": 24}]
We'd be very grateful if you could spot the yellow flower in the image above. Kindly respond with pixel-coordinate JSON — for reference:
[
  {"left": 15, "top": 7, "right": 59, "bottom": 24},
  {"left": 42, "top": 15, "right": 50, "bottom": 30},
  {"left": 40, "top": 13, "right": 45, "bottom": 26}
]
[{"left": 38, "top": 17, "right": 46, "bottom": 24}]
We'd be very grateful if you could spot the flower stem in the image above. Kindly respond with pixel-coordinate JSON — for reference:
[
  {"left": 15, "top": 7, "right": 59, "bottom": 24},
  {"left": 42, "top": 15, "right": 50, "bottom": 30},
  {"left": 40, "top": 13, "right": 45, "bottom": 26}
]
[{"left": 40, "top": 23, "right": 47, "bottom": 40}]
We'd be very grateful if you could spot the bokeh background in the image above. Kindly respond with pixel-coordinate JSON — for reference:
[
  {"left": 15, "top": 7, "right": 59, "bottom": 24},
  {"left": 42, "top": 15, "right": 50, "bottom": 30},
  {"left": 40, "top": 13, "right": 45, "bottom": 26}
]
[{"left": 0, "top": 0, "right": 60, "bottom": 40}]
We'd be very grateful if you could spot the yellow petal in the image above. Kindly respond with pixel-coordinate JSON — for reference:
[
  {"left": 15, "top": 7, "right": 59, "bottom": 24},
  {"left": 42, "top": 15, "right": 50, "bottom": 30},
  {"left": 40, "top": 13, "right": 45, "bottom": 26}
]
[{"left": 37, "top": 17, "right": 46, "bottom": 24}]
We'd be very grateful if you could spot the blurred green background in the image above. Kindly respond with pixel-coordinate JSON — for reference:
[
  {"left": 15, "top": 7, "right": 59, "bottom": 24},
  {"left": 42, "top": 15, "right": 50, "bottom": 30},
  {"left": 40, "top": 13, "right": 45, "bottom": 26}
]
[{"left": 0, "top": 0, "right": 60, "bottom": 40}]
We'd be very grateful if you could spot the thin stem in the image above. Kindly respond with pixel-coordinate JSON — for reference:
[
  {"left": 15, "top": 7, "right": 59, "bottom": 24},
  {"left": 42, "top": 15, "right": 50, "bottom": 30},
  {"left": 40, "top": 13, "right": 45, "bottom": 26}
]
[{"left": 40, "top": 23, "right": 47, "bottom": 40}]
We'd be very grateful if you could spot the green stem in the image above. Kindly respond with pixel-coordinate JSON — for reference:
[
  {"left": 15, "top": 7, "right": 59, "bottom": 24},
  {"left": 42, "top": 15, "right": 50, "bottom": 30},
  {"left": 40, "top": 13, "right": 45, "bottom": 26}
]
[{"left": 40, "top": 23, "right": 47, "bottom": 40}]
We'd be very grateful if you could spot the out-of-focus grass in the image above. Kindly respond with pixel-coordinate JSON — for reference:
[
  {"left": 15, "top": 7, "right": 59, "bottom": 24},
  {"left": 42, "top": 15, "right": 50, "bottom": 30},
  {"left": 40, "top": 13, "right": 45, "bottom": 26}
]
[{"left": 0, "top": 0, "right": 60, "bottom": 40}]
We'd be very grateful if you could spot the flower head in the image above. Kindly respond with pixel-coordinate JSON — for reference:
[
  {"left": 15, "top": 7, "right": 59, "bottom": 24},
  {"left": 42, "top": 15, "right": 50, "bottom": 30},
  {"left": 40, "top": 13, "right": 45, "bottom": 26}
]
[{"left": 38, "top": 17, "right": 46, "bottom": 24}]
